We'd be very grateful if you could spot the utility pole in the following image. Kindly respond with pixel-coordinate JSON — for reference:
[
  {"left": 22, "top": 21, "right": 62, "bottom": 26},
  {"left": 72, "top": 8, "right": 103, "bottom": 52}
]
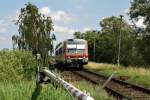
[
  {"left": 93, "top": 37, "right": 95, "bottom": 62},
  {"left": 117, "top": 15, "right": 123, "bottom": 67}
]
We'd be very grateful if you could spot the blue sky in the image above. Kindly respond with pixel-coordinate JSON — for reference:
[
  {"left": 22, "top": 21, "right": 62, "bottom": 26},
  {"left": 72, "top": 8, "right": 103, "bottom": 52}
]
[{"left": 0, "top": 0, "right": 132, "bottom": 49}]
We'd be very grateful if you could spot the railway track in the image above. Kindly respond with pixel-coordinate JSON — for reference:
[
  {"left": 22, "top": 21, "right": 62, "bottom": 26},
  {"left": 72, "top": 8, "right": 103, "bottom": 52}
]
[{"left": 71, "top": 70, "right": 150, "bottom": 100}]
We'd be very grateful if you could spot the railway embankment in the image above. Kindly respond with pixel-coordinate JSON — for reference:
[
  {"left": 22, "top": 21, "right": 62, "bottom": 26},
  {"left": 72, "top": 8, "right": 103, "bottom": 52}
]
[
  {"left": 85, "top": 62, "right": 150, "bottom": 88},
  {"left": 0, "top": 50, "right": 72, "bottom": 100},
  {"left": 60, "top": 70, "right": 114, "bottom": 100},
  {"left": 0, "top": 50, "right": 113, "bottom": 100}
]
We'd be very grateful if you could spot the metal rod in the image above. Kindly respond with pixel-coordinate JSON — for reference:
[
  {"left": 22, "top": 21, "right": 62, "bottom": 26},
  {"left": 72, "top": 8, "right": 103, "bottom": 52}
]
[
  {"left": 102, "top": 72, "right": 116, "bottom": 88},
  {"left": 41, "top": 69, "right": 94, "bottom": 100}
]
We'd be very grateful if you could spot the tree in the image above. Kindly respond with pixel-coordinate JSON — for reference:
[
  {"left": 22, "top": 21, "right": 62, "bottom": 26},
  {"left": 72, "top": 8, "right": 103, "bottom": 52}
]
[
  {"left": 130, "top": 0, "right": 150, "bottom": 33},
  {"left": 129, "top": 0, "right": 150, "bottom": 65},
  {"left": 74, "top": 32, "right": 84, "bottom": 39},
  {"left": 99, "top": 16, "right": 136, "bottom": 65},
  {"left": 14, "top": 3, "right": 54, "bottom": 66},
  {"left": 12, "top": 35, "right": 18, "bottom": 49},
  {"left": 74, "top": 16, "right": 136, "bottom": 65}
]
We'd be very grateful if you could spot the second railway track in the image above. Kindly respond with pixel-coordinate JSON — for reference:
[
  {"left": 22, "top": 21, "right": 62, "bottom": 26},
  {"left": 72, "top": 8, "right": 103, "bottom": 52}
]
[{"left": 71, "top": 70, "right": 150, "bottom": 100}]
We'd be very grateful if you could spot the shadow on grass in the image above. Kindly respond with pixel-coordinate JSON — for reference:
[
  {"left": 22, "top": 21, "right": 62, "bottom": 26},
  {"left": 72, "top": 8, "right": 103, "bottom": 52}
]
[{"left": 31, "top": 85, "right": 42, "bottom": 100}]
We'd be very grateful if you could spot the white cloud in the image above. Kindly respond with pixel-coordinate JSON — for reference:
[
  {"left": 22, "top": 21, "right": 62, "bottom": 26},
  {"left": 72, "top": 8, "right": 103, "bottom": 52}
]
[
  {"left": 0, "top": 35, "right": 12, "bottom": 50},
  {"left": 136, "top": 17, "right": 146, "bottom": 28},
  {"left": 0, "top": 10, "right": 19, "bottom": 34},
  {"left": 0, "top": 20, "right": 9, "bottom": 33},
  {"left": 53, "top": 25, "right": 76, "bottom": 34},
  {"left": 40, "top": 6, "right": 76, "bottom": 24},
  {"left": 0, "top": 36, "right": 7, "bottom": 41},
  {"left": 0, "top": 10, "right": 19, "bottom": 49},
  {"left": 0, "top": 28, "right": 7, "bottom": 33},
  {"left": 52, "top": 10, "right": 75, "bottom": 24},
  {"left": 40, "top": 7, "right": 51, "bottom": 16},
  {"left": 53, "top": 25, "right": 92, "bottom": 34},
  {"left": 82, "top": 27, "right": 91, "bottom": 32}
]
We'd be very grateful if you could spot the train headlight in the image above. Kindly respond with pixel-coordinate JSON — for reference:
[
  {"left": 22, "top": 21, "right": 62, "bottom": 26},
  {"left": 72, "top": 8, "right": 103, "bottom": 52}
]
[
  {"left": 67, "top": 58, "right": 72, "bottom": 63},
  {"left": 83, "top": 58, "right": 88, "bottom": 62}
]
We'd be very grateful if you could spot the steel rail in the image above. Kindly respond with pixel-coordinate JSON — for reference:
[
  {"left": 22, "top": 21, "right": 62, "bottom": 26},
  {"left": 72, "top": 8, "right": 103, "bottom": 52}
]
[
  {"left": 72, "top": 70, "right": 150, "bottom": 100},
  {"left": 84, "top": 70, "right": 150, "bottom": 95}
]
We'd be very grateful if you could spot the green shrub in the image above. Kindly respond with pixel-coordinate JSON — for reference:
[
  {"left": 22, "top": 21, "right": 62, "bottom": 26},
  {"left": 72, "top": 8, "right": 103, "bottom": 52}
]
[{"left": 0, "top": 50, "right": 36, "bottom": 81}]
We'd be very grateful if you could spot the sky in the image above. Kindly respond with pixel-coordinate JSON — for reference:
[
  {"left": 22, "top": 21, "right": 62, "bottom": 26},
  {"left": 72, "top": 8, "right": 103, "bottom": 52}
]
[{"left": 0, "top": 0, "right": 133, "bottom": 50}]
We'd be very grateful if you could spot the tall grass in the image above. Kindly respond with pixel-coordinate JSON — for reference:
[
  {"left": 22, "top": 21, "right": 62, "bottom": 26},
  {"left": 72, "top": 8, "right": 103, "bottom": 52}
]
[
  {"left": 0, "top": 81, "right": 72, "bottom": 100},
  {"left": 73, "top": 81, "right": 113, "bottom": 100},
  {"left": 85, "top": 62, "right": 150, "bottom": 87},
  {"left": 0, "top": 80, "right": 114, "bottom": 100},
  {"left": 0, "top": 50, "right": 113, "bottom": 99}
]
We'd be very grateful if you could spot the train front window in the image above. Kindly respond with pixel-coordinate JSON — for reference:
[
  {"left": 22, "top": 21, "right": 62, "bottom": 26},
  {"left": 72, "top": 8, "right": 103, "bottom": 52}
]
[
  {"left": 76, "top": 49, "right": 85, "bottom": 54},
  {"left": 67, "top": 49, "right": 85, "bottom": 54},
  {"left": 67, "top": 49, "right": 76, "bottom": 54}
]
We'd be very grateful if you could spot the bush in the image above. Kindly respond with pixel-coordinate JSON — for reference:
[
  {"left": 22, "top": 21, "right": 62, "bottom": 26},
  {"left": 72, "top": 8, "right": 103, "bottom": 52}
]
[{"left": 0, "top": 50, "right": 36, "bottom": 81}]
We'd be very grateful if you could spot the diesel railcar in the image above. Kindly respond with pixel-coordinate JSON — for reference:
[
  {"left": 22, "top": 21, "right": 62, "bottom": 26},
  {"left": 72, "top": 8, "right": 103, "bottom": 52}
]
[{"left": 55, "top": 39, "right": 88, "bottom": 68}]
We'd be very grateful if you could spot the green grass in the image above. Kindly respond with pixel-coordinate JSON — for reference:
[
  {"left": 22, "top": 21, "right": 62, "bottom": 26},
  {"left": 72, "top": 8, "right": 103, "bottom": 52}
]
[
  {"left": 0, "top": 80, "right": 114, "bottom": 100},
  {"left": 0, "top": 50, "right": 71, "bottom": 100},
  {"left": 0, "top": 81, "right": 72, "bottom": 100},
  {"left": 0, "top": 50, "right": 114, "bottom": 99},
  {"left": 85, "top": 62, "right": 150, "bottom": 87},
  {"left": 73, "top": 81, "right": 113, "bottom": 100}
]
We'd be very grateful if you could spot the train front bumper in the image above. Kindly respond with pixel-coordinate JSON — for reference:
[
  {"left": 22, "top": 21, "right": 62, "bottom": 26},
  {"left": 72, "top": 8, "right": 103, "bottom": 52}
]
[{"left": 66, "top": 58, "right": 88, "bottom": 64}]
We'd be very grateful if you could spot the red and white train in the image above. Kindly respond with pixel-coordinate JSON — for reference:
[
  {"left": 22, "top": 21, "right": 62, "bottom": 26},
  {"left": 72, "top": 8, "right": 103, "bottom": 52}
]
[{"left": 55, "top": 39, "right": 88, "bottom": 68}]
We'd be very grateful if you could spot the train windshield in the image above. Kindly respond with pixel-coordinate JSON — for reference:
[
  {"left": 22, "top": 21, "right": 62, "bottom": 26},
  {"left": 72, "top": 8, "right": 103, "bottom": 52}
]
[{"left": 67, "top": 49, "right": 85, "bottom": 54}]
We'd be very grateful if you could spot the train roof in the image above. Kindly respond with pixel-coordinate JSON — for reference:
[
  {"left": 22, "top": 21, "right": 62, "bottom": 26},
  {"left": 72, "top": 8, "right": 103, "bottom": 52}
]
[
  {"left": 55, "top": 38, "right": 87, "bottom": 50},
  {"left": 66, "top": 38, "right": 87, "bottom": 43}
]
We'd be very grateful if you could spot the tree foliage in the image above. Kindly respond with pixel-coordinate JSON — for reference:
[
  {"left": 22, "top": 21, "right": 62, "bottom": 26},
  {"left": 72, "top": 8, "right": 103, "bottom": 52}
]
[
  {"left": 12, "top": 3, "right": 55, "bottom": 65},
  {"left": 129, "top": 0, "right": 150, "bottom": 65},
  {"left": 74, "top": 16, "right": 137, "bottom": 65}
]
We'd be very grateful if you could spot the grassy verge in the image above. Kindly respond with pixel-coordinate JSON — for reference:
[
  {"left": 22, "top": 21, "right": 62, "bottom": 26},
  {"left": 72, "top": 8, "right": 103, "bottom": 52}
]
[
  {"left": 0, "top": 81, "right": 72, "bottom": 100},
  {"left": 0, "top": 80, "right": 114, "bottom": 100},
  {"left": 72, "top": 81, "right": 113, "bottom": 100},
  {"left": 0, "top": 50, "right": 113, "bottom": 99},
  {"left": 85, "top": 62, "right": 150, "bottom": 87}
]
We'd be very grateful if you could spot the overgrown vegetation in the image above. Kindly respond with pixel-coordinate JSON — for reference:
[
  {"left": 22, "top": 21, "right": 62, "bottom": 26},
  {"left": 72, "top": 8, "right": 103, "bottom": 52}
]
[
  {"left": 73, "top": 81, "right": 113, "bottom": 100},
  {"left": 0, "top": 50, "right": 113, "bottom": 99},
  {"left": 0, "top": 81, "right": 72, "bottom": 100},
  {"left": 0, "top": 50, "right": 68, "bottom": 99},
  {"left": 0, "top": 50, "right": 36, "bottom": 81},
  {"left": 0, "top": 50, "right": 71, "bottom": 99},
  {"left": 85, "top": 62, "right": 150, "bottom": 87}
]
